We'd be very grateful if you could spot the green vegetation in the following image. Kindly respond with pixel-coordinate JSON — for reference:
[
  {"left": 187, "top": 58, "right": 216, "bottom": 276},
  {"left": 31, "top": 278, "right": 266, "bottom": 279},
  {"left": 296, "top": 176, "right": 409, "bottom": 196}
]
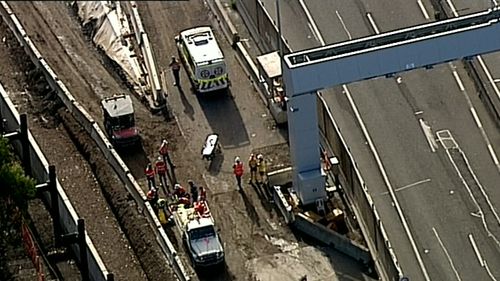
[{"left": 0, "top": 136, "right": 36, "bottom": 280}]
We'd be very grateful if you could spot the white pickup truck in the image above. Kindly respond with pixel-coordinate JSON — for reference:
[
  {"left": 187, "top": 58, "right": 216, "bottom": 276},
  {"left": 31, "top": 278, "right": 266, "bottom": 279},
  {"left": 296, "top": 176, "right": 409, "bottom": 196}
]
[{"left": 172, "top": 201, "right": 224, "bottom": 268}]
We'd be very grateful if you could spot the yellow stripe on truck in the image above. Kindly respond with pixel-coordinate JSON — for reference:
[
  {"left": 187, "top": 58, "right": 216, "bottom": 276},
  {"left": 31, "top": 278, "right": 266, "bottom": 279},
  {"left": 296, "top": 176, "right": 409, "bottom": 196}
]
[{"left": 195, "top": 75, "right": 228, "bottom": 91}]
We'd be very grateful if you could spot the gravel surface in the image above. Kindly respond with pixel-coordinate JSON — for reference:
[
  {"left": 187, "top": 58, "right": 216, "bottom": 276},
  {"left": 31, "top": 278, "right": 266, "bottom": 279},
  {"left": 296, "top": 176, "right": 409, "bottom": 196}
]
[{"left": 0, "top": 11, "right": 146, "bottom": 281}]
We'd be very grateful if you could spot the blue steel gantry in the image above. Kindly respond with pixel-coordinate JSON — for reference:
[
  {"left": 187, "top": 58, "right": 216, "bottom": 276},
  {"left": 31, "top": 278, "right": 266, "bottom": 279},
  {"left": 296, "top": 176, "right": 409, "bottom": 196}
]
[{"left": 283, "top": 7, "right": 500, "bottom": 205}]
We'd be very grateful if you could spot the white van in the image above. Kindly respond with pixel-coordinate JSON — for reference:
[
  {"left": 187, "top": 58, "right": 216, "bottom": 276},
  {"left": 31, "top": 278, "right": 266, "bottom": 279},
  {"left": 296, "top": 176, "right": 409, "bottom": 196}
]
[{"left": 175, "top": 26, "right": 230, "bottom": 93}]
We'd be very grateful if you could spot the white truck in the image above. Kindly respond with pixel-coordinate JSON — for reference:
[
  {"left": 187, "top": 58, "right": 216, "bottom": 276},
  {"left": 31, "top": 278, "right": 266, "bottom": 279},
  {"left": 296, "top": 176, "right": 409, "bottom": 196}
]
[
  {"left": 175, "top": 26, "right": 230, "bottom": 93},
  {"left": 172, "top": 201, "right": 225, "bottom": 268}
]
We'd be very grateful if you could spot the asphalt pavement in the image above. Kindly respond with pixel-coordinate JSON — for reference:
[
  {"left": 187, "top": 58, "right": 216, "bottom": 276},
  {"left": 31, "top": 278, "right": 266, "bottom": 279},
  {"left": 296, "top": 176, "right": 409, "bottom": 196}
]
[{"left": 262, "top": 0, "right": 500, "bottom": 280}]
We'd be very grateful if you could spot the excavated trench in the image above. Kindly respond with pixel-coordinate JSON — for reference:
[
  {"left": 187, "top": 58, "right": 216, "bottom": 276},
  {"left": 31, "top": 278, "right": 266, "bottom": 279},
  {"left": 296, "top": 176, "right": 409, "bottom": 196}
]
[{"left": 0, "top": 19, "right": 176, "bottom": 281}]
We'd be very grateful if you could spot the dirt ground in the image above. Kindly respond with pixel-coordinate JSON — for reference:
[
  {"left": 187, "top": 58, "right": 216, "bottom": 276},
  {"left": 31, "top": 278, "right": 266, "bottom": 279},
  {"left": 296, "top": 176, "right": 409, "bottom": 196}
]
[
  {"left": 0, "top": 2, "right": 179, "bottom": 281},
  {"left": 0, "top": 12, "right": 149, "bottom": 281},
  {"left": 1, "top": 1, "right": 369, "bottom": 281}
]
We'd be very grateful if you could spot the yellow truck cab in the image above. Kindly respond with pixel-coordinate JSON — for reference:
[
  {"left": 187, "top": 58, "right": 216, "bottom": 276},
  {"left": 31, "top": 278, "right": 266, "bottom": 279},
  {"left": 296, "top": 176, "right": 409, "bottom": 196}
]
[{"left": 175, "top": 26, "right": 229, "bottom": 93}]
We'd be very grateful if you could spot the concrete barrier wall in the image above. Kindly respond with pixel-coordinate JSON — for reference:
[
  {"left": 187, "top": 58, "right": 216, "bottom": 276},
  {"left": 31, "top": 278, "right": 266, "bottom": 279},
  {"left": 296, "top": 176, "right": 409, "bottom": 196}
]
[
  {"left": 0, "top": 2, "right": 190, "bottom": 280},
  {"left": 317, "top": 94, "right": 402, "bottom": 280},
  {"left": 236, "top": 0, "right": 291, "bottom": 55},
  {"left": 293, "top": 213, "right": 371, "bottom": 265},
  {"left": 0, "top": 83, "right": 109, "bottom": 281}
]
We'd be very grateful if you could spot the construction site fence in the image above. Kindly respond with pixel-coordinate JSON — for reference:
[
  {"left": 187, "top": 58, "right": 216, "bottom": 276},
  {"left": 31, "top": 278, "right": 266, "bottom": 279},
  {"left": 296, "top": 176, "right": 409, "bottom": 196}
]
[
  {"left": 22, "top": 221, "right": 46, "bottom": 281},
  {"left": 232, "top": 1, "right": 404, "bottom": 280},
  {"left": 0, "top": 2, "right": 190, "bottom": 281},
  {"left": 0, "top": 83, "right": 110, "bottom": 281}
]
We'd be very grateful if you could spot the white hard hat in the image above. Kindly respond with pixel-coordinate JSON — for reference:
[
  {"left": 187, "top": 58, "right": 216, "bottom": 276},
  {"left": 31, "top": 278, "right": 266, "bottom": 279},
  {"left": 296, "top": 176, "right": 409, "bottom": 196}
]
[
  {"left": 235, "top": 156, "right": 240, "bottom": 162},
  {"left": 257, "top": 154, "right": 263, "bottom": 160},
  {"left": 174, "top": 184, "right": 180, "bottom": 189},
  {"left": 158, "top": 156, "right": 162, "bottom": 161}
]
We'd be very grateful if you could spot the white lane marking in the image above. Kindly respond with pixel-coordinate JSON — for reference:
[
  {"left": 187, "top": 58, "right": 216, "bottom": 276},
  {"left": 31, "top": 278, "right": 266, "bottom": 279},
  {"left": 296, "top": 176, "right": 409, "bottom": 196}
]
[
  {"left": 441, "top": 136, "right": 500, "bottom": 248},
  {"left": 471, "top": 212, "right": 482, "bottom": 218},
  {"left": 432, "top": 227, "right": 463, "bottom": 281},
  {"left": 396, "top": 178, "right": 431, "bottom": 192},
  {"left": 366, "top": 12, "right": 380, "bottom": 34},
  {"left": 468, "top": 233, "right": 485, "bottom": 267},
  {"left": 470, "top": 107, "right": 483, "bottom": 128},
  {"left": 452, "top": 70, "right": 465, "bottom": 91},
  {"left": 344, "top": 85, "right": 431, "bottom": 281},
  {"left": 379, "top": 178, "right": 431, "bottom": 195},
  {"left": 461, "top": 150, "right": 500, "bottom": 228},
  {"left": 335, "top": 10, "right": 352, "bottom": 40},
  {"left": 419, "top": 118, "right": 437, "bottom": 152},
  {"left": 484, "top": 260, "right": 499, "bottom": 281},
  {"left": 448, "top": 3, "right": 500, "bottom": 171},
  {"left": 450, "top": 63, "right": 500, "bottom": 173},
  {"left": 299, "top": 0, "right": 325, "bottom": 45},
  {"left": 417, "top": 0, "right": 430, "bottom": 20},
  {"left": 477, "top": 56, "right": 500, "bottom": 119},
  {"left": 446, "top": 0, "right": 459, "bottom": 17},
  {"left": 307, "top": 22, "right": 321, "bottom": 43},
  {"left": 335, "top": 10, "right": 430, "bottom": 280},
  {"left": 487, "top": 144, "right": 500, "bottom": 166}
]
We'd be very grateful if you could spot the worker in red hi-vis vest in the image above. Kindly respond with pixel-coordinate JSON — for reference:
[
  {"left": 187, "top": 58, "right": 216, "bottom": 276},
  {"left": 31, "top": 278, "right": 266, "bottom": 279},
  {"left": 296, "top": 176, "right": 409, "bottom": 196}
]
[
  {"left": 145, "top": 162, "right": 156, "bottom": 189},
  {"left": 155, "top": 156, "right": 168, "bottom": 193},
  {"left": 232, "top": 156, "right": 244, "bottom": 190},
  {"left": 159, "top": 139, "right": 175, "bottom": 170}
]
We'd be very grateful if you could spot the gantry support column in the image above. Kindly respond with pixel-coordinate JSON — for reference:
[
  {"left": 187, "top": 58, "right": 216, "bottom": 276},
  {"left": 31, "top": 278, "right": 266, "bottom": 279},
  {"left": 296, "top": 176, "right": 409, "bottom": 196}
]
[{"left": 287, "top": 92, "right": 326, "bottom": 205}]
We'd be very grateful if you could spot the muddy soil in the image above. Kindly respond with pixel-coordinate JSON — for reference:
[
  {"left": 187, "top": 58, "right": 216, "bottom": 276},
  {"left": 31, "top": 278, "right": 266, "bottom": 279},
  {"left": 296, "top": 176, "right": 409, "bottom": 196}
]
[{"left": 0, "top": 9, "right": 175, "bottom": 281}]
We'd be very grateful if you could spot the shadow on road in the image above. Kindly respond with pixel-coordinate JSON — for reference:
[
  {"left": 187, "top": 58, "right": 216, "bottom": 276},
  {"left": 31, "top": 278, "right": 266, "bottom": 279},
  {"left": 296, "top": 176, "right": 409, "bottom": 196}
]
[
  {"left": 197, "top": 262, "right": 235, "bottom": 281},
  {"left": 177, "top": 87, "right": 195, "bottom": 121},
  {"left": 206, "top": 152, "right": 224, "bottom": 176},
  {"left": 238, "top": 187, "right": 261, "bottom": 227},
  {"left": 197, "top": 88, "right": 250, "bottom": 149},
  {"left": 250, "top": 183, "right": 274, "bottom": 215}
]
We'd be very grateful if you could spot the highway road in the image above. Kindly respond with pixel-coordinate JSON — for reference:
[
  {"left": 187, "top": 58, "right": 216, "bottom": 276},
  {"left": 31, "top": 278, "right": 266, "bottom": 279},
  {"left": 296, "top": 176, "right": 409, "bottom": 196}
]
[{"left": 261, "top": 0, "right": 500, "bottom": 280}]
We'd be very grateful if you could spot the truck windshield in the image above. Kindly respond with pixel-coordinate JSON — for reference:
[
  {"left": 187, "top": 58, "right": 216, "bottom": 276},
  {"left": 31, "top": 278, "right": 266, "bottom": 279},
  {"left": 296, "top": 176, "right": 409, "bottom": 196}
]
[
  {"left": 110, "top": 114, "right": 135, "bottom": 130},
  {"left": 189, "top": 226, "right": 216, "bottom": 240}
]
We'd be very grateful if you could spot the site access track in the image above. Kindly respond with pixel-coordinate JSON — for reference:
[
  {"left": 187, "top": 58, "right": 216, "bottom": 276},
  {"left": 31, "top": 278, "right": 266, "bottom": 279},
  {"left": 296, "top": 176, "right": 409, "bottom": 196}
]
[
  {"left": 1, "top": 2, "right": 175, "bottom": 280},
  {"left": 0, "top": 10, "right": 147, "bottom": 281}
]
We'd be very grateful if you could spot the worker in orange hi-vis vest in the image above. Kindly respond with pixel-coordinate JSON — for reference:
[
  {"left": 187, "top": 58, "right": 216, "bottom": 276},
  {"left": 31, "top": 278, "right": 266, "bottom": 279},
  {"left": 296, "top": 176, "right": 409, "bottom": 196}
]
[{"left": 232, "top": 156, "right": 244, "bottom": 190}]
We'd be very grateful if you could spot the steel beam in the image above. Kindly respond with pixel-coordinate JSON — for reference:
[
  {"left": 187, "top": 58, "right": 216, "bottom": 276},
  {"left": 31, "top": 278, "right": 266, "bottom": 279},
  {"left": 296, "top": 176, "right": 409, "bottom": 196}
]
[{"left": 283, "top": 7, "right": 500, "bottom": 204}]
